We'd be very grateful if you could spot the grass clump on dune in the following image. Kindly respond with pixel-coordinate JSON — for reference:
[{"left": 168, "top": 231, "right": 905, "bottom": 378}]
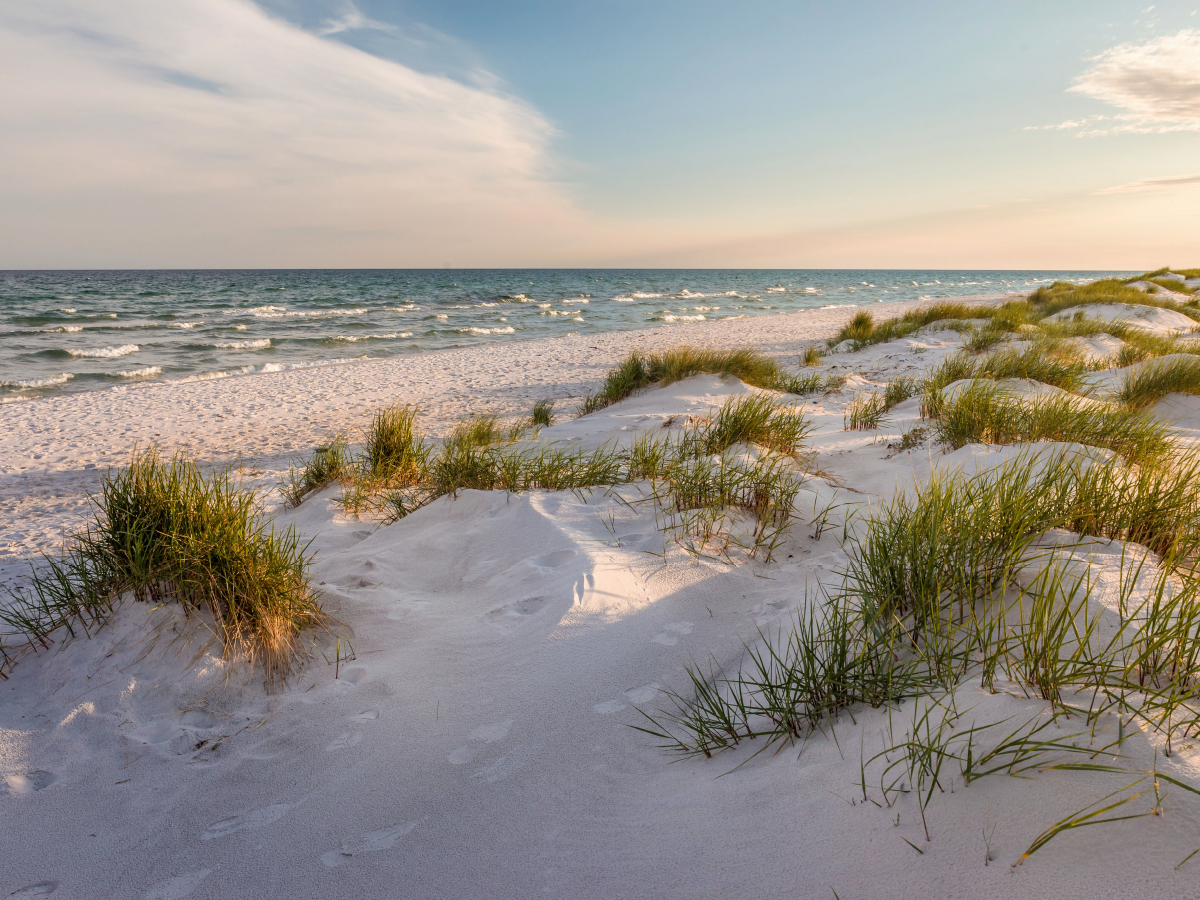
[
  {"left": 3, "top": 450, "right": 324, "bottom": 685},
  {"left": 1145, "top": 277, "right": 1197, "bottom": 296},
  {"left": 645, "top": 448, "right": 1200, "bottom": 758},
  {"left": 580, "top": 347, "right": 784, "bottom": 415},
  {"left": 830, "top": 302, "right": 998, "bottom": 350},
  {"left": 1116, "top": 356, "right": 1200, "bottom": 410},
  {"left": 282, "top": 435, "right": 350, "bottom": 508},
  {"left": 531, "top": 398, "right": 554, "bottom": 428},
  {"left": 844, "top": 377, "right": 919, "bottom": 431},
  {"left": 924, "top": 343, "right": 1086, "bottom": 394},
  {"left": 363, "top": 403, "right": 427, "bottom": 482},
  {"left": 324, "top": 391, "right": 815, "bottom": 562},
  {"left": 928, "top": 381, "right": 1173, "bottom": 465},
  {"left": 1030, "top": 278, "right": 1200, "bottom": 322},
  {"left": 689, "top": 394, "right": 811, "bottom": 456}
]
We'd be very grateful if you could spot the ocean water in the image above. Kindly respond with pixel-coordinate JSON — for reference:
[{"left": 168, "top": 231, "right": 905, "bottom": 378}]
[{"left": 0, "top": 269, "right": 1127, "bottom": 402}]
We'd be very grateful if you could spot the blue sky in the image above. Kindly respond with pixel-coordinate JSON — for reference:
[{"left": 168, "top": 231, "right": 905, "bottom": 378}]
[{"left": 0, "top": 1, "right": 1198, "bottom": 267}]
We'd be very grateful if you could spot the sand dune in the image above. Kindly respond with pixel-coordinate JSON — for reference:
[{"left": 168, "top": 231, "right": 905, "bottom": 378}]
[{"left": 8, "top": 291, "right": 1200, "bottom": 899}]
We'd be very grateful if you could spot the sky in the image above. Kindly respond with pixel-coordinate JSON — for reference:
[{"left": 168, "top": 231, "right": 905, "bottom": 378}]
[{"left": 0, "top": 0, "right": 1198, "bottom": 269}]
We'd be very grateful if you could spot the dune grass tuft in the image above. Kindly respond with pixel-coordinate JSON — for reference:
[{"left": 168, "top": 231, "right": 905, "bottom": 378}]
[
  {"left": 930, "top": 381, "right": 1172, "bottom": 464},
  {"left": 363, "top": 403, "right": 426, "bottom": 482},
  {"left": 1116, "top": 356, "right": 1200, "bottom": 410},
  {"left": 580, "top": 347, "right": 784, "bottom": 415},
  {"left": 644, "top": 447, "right": 1200, "bottom": 763},
  {"left": 830, "top": 301, "right": 998, "bottom": 350},
  {"left": 531, "top": 398, "right": 554, "bottom": 428},
  {"left": 690, "top": 394, "right": 811, "bottom": 456},
  {"left": 4, "top": 450, "right": 324, "bottom": 685},
  {"left": 282, "top": 435, "right": 350, "bottom": 508},
  {"left": 924, "top": 344, "right": 1086, "bottom": 394}
]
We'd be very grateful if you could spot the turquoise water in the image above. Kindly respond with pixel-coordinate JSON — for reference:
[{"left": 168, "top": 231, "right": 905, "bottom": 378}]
[{"left": 0, "top": 269, "right": 1127, "bottom": 401}]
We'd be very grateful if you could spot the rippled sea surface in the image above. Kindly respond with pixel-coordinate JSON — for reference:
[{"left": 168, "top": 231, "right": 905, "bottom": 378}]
[{"left": 0, "top": 269, "right": 1127, "bottom": 402}]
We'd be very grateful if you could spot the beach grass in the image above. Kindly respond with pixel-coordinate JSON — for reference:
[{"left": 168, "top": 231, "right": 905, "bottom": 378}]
[
  {"left": 690, "top": 394, "right": 811, "bottom": 456},
  {"left": 363, "top": 403, "right": 426, "bottom": 482},
  {"left": 531, "top": 398, "right": 554, "bottom": 428},
  {"left": 579, "top": 347, "right": 783, "bottom": 415},
  {"left": 930, "top": 380, "right": 1173, "bottom": 465},
  {"left": 924, "top": 344, "right": 1085, "bottom": 394},
  {"left": 282, "top": 434, "right": 350, "bottom": 508},
  {"left": 4, "top": 450, "right": 325, "bottom": 685},
  {"left": 645, "top": 444, "right": 1200, "bottom": 761},
  {"left": 1116, "top": 356, "right": 1200, "bottom": 410},
  {"left": 829, "top": 301, "right": 996, "bottom": 350}
]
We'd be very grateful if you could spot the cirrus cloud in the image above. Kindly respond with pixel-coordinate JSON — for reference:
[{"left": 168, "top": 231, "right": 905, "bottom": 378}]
[
  {"left": 0, "top": 0, "right": 601, "bottom": 267},
  {"left": 1065, "top": 30, "right": 1200, "bottom": 134}
]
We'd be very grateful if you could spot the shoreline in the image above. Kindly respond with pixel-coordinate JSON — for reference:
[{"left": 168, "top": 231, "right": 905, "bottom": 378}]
[
  {"left": 4, "top": 293, "right": 1018, "bottom": 472},
  {"left": 0, "top": 293, "right": 1015, "bottom": 586}
]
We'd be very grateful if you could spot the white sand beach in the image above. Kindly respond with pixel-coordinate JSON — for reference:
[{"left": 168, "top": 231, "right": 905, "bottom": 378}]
[{"left": 7, "top": 288, "right": 1200, "bottom": 900}]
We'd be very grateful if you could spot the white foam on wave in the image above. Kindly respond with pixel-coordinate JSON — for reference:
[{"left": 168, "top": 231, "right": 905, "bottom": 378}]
[
  {"left": 655, "top": 314, "right": 706, "bottom": 323},
  {"left": 168, "top": 357, "right": 360, "bottom": 385},
  {"left": 391, "top": 304, "right": 419, "bottom": 311},
  {"left": 57, "top": 307, "right": 76, "bottom": 314},
  {"left": 820, "top": 304, "right": 858, "bottom": 310},
  {"left": 47, "top": 325, "right": 84, "bottom": 333},
  {"left": 333, "top": 332, "right": 411, "bottom": 342},
  {"left": 2, "top": 372, "right": 74, "bottom": 389},
  {"left": 213, "top": 339, "right": 271, "bottom": 350},
  {"left": 173, "top": 322, "right": 203, "bottom": 329},
  {"left": 561, "top": 298, "right": 589, "bottom": 304},
  {"left": 67, "top": 344, "right": 138, "bottom": 358},
  {"left": 115, "top": 366, "right": 163, "bottom": 378},
  {"left": 225, "top": 306, "right": 369, "bottom": 319},
  {"left": 458, "top": 326, "right": 516, "bottom": 335}
]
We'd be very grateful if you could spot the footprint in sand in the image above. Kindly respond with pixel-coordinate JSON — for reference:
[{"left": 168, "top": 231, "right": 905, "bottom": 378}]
[
  {"left": 529, "top": 550, "right": 577, "bottom": 572},
  {"left": 592, "top": 700, "right": 627, "bottom": 715},
  {"left": 325, "top": 732, "right": 364, "bottom": 752},
  {"left": 320, "top": 822, "right": 416, "bottom": 868},
  {"left": 354, "top": 708, "right": 380, "bottom": 721},
  {"left": 201, "top": 803, "right": 292, "bottom": 840},
  {"left": 140, "top": 869, "right": 211, "bottom": 900},
  {"left": 2, "top": 771, "right": 57, "bottom": 795},
  {"left": 7, "top": 882, "right": 59, "bottom": 898},
  {"left": 650, "top": 621, "right": 694, "bottom": 646},
  {"left": 484, "top": 595, "right": 552, "bottom": 629},
  {"left": 447, "top": 719, "right": 513, "bottom": 765},
  {"left": 623, "top": 684, "right": 661, "bottom": 704}
]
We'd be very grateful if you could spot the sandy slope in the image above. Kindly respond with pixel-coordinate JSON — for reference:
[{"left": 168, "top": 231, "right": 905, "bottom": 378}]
[{"left": 8, "top": 293, "right": 1200, "bottom": 899}]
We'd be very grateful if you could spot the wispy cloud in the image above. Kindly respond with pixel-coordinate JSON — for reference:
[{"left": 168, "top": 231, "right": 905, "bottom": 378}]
[
  {"left": 0, "top": 0, "right": 597, "bottom": 266},
  {"left": 1093, "top": 173, "right": 1200, "bottom": 194},
  {"left": 1052, "top": 30, "right": 1200, "bottom": 135},
  {"left": 315, "top": 2, "right": 398, "bottom": 37}
]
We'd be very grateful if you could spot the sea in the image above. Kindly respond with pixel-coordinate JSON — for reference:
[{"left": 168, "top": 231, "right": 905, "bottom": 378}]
[{"left": 0, "top": 269, "right": 1130, "bottom": 402}]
